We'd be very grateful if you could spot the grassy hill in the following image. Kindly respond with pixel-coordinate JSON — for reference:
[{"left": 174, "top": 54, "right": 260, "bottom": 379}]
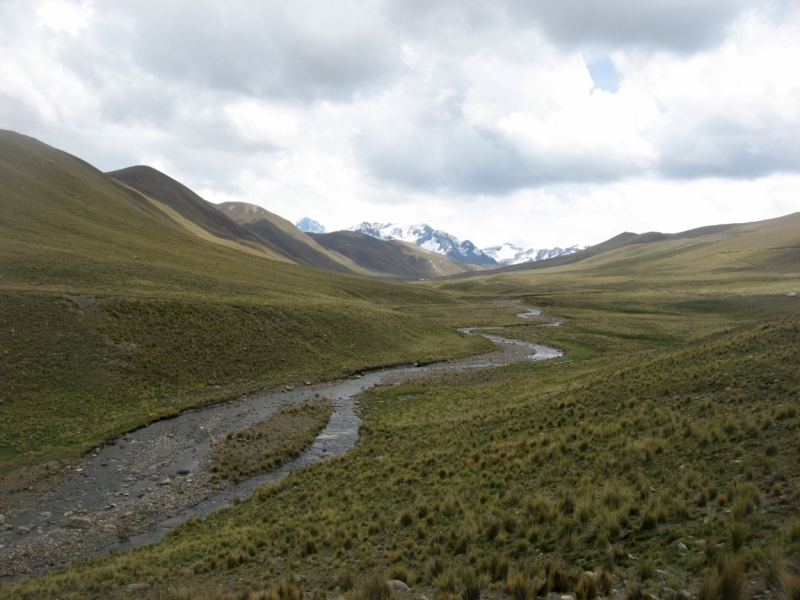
[
  {"left": 309, "top": 230, "right": 483, "bottom": 279},
  {"left": 3, "top": 128, "right": 800, "bottom": 600},
  {"left": 216, "top": 201, "right": 372, "bottom": 275},
  {"left": 0, "top": 129, "right": 491, "bottom": 472},
  {"left": 5, "top": 289, "right": 799, "bottom": 600}
]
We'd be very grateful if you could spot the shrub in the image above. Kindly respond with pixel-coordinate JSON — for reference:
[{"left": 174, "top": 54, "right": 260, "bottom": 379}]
[
  {"left": 576, "top": 572, "right": 597, "bottom": 600},
  {"left": 462, "top": 567, "right": 483, "bottom": 600},
  {"left": 637, "top": 558, "right": 654, "bottom": 582},
  {"left": 625, "top": 581, "right": 644, "bottom": 600},
  {"left": 479, "top": 551, "right": 510, "bottom": 583},
  {"left": 506, "top": 572, "right": 534, "bottom": 600},
  {"left": 730, "top": 522, "right": 747, "bottom": 553},
  {"left": 338, "top": 570, "right": 356, "bottom": 592},
  {"left": 358, "top": 572, "right": 394, "bottom": 600},
  {"left": 435, "top": 570, "right": 460, "bottom": 595}
]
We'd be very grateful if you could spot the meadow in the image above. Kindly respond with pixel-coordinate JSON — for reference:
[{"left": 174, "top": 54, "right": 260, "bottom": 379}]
[{"left": 3, "top": 286, "right": 799, "bottom": 600}]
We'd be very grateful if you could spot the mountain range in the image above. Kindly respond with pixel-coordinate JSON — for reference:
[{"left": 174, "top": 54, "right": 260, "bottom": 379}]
[{"left": 295, "top": 219, "right": 584, "bottom": 266}]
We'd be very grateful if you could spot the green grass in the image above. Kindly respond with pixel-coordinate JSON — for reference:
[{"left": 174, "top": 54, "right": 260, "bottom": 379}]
[
  {"left": 6, "top": 307, "right": 800, "bottom": 599},
  {"left": 0, "top": 131, "right": 492, "bottom": 474},
  {"left": 211, "top": 399, "right": 333, "bottom": 482}
]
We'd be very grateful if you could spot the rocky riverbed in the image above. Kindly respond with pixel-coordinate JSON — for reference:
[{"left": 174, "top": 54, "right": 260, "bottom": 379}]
[{"left": 0, "top": 315, "right": 562, "bottom": 579}]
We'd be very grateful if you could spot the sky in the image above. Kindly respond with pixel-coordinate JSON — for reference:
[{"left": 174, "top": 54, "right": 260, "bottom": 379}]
[{"left": 1, "top": 1, "right": 799, "bottom": 250}]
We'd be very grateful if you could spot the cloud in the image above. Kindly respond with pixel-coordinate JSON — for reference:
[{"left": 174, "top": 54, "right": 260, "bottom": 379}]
[{"left": 1, "top": 0, "right": 799, "bottom": 249}]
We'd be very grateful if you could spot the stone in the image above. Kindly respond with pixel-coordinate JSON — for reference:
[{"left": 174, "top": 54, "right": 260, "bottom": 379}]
[
  {"left": 127, "top": 582, "right": 149, "bottom": 593},
  {"left": 0, "top": 513, "right": 5, "bottom": 523},
  {"left": 106, "top": 503, "right": 117, "bottom": 510},
  {"left": 67, "top": 516, "right": 92, "bottom": 529},
  {"left": 123, "top": 511, "right": 134, "bottom": 518},
  {"left": 681, "top": 591, "right": 692, "bottom": 600},
  {"left": 99, "top": 524, "right": 117, "bottom": 532},
  {"left": 787, "top": 292, "right": 797, "bottom": 297},
  {"left": 389, "top": 580, "right": 410, "bottom": 592},
  {"left": 40, "top": 511, "right": 51, "bottom": 518},
  {"left": 304, "top": 381, "right": 312, "bottom": 386},
  {"left": 677, "top": 542, "right": 688, "bottom": 552},
  {"left": 158, "top": 478, "right": 172, "bottom": 486},
  {"left": 177, "top": 469, "right": 190, "bottom": 476},
  {"left": 210, "top": 438, "right": 219, "bottom": 447},
  {"left": 16, "top": 526, "right": 31, "bottom": 535},
  {"left": 0, "top": 524, "right": 12, "bottom": 532},
  {"left": 561, "top": 596, "right": 573, "bottom": 600}
]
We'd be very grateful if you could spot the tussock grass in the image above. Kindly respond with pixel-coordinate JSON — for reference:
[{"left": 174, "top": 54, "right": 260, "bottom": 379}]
[
  {"left": 210, "top": 399, "right": 332, "bottom": 482},
  {"left": 4, "top": 282, "right": 800, "bottom": 598}
]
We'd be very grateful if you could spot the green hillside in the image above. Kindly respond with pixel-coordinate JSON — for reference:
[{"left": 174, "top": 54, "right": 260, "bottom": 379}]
[
  {"left": 309, "top": 230, "right": 482, "bottom": 279},
  {"left": 0, "top": 130, "right": 491, "bottom": 472}
]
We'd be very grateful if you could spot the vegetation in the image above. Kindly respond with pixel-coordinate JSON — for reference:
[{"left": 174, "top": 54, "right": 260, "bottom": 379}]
[
  {"left": 4, "top": 299, "right": 799, "bottom": 599},
  {"left": 211, "top": 399, "right": 333, "bottom": 482},
  {"left": 2, "top": 130, "right": 800, "bottom": 600},
  {"left": 0, "top": 130, "right": 491, "bottom": 474}
]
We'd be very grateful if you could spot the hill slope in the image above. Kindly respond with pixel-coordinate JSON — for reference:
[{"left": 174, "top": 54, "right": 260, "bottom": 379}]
[
  {"left": 0, "top": 129, "right": 490, "bottom": 471},
  {"left": 309, "top": 230, "right": 485, "bottom": 279},
  {"left": 441, "top": 213, "right": 800, "bottom": 295}
]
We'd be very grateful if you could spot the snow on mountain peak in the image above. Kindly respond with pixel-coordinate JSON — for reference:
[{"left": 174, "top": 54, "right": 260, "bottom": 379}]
[
  {"left": 348, "top": 222, "right": 586, "bottom": 267},
  {"left": 296, "top": 217, "right": 326, "bottom": 234}
]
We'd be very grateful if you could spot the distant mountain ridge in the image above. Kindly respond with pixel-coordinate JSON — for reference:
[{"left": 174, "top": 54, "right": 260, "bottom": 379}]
[
  {"left": 349, "top": 222, "right": 496, "bottom": 265},
  {"left": 349, "top": 222, "right": 583, "bottom": 266},
  {"left": 296, "top": 217, "right": 326, "bottom": 234},
  {"left": 482, "top": 242, "right": 584, "bottom": 266}
]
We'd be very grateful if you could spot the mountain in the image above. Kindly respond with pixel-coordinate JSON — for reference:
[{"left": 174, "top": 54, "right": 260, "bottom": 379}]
[
  {"left": 214, "top": 202, "right": 372, "bottom": 275},
  {"left": 349, "top": 222, "right": 496, "bottom": 265},
  {"left": 440, "top": 212, "right": 800, "bottom": 288},
  {"left": 0, "top": 128, "right": 488, "bottom": 471},
  {"left": 296, "top": 217, "right": 326, "bottom": 234},
  {"left": 309, "top": 231, "right": 487, "bottom": 279},
  {"left": 481, "top": 242, "right": 584, "bottom": 266},
  {"left": 107, "top": 166, "right": 290, "bottom": 262}
]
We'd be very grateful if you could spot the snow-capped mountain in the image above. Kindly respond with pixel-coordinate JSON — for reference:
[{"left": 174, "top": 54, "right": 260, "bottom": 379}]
[
  {"left": 482, "top": 243, "right": 584, "bottom": 266},
  {"left": 295, "top": 217, "right": 326, "bottom": 234},
  {"left": 349, "top": 222, "right": 496, "bottom": 265}
]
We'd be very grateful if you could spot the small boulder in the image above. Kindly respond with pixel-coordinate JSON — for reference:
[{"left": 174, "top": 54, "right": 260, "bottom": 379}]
[
  {"left": 0, "top": 513, "right": 5, "bottom": 523},
  {"left": 67, "top": 516, "right": 92, "bottom": 529},
  {"left": 304, "top": 381, "right": 312, "bottom": 386},
  {"left": 0, "top": 523, "right": 12, "bottom": 532},
  {"left": 16, "top": 526, "right": 31, "bottom": 535},
  {"left": 177, "top": 469, "right": 190, "bottom": 476},
  {"left": 677, "top": 542, "right": 688, "bottom": 552},
  {"left": 158, "top": 478, "right": 172, "bottom": 486},
  {"left": 99, "top": 524, "right": 117, "bottom": 532},
  {"left": 389, "top": 580, "right": 410, "bottom": 592},
  {"left": 787, "top": 292, "right": 797, "bottom": 297}
]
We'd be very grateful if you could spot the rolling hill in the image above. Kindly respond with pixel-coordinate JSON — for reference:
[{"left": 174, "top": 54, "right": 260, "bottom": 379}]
[
  {"left": 441, "top": 212, "right": 800, "bottom": 296},
  {"left": 220, "top": 202, "right": 484, "bottom": 280},
  {"left": 0, "top": 129, "right": 490, "bottom": 471},
  {"left": 308, "top": 230, "right": 486, "bottom": 279}
]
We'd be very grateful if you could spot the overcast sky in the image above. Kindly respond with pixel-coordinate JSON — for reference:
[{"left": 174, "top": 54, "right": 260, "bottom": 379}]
[{"left": 2, "top": 1, "right": 799, "bottom": 249}]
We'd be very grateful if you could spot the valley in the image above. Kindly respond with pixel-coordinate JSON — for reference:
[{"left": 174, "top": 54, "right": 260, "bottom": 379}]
[{"left": 1, "top": 130, "right": 799, "bottom": 600}]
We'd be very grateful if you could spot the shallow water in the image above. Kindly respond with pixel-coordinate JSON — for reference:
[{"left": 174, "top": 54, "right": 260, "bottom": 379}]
[{"left": 0, "top": 312, "right": 563, "bottom": 573}]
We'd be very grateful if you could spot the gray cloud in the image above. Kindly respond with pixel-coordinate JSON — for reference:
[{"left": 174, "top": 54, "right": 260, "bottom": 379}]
[{"left": 0, "top": 0, "right": 797, "bottom": 203}]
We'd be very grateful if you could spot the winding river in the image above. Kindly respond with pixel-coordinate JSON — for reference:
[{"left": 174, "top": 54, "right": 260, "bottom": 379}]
[{"left": 0, "top": 311, "right": 562, "bottom": 578}]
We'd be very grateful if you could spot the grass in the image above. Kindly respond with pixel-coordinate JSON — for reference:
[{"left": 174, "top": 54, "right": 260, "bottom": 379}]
[
  {"left": 0, "top": 130, "right": 492, "bottom": 476},
  {"left": 210, "top": 399, "right": 333, "bottom": 482},
  {"left": 3, "top": 130, "right": 800, "bottom": 600},
  {"left": 5, "top": 302, "right": 800, "bottom": 599}
]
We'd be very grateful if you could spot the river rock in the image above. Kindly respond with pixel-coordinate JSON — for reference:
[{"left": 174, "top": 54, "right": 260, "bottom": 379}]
[
  {"left": 158, "top": 478, "right": 172, "bottom": 486},
  {"left": 67, "top": 516, "right": 92, "bottom": 529},
  {"left": 0, "top": 523, "right": 11, "bottom": 532},
  {"left": 16, "top": 526, "right": 31, "bottom": 535},
  {"left": 99, "top": 524, "right": 117, "bottom": 532},
  {"left": 0, "top": 513, "right": 5, "bottom": 523},
  {"left": 389, "top": 580, "right": 410, "bottom": 592}
]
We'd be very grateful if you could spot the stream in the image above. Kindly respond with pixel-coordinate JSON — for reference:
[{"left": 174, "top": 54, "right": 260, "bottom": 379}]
[{"left": 0, "top": 310, "right": 562, "bottom": 578}]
